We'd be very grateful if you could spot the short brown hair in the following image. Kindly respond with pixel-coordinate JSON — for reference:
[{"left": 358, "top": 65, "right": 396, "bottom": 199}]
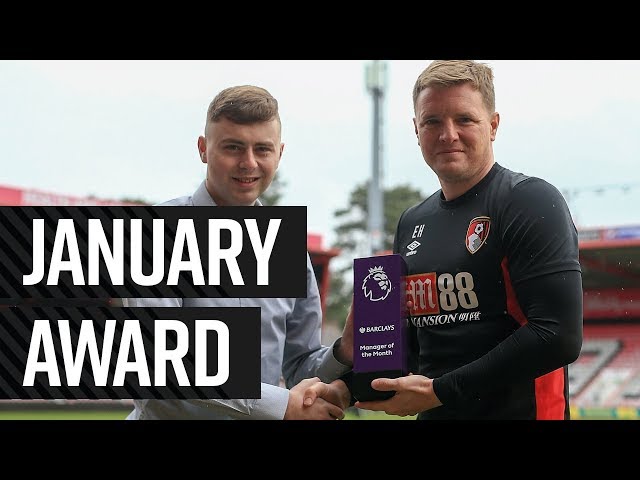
[
  {"left": 412, "top": 60, "right": 495, "bottom": 114},
  {"left": 206, "top": 85, "right": 280, "bottom": 130}
]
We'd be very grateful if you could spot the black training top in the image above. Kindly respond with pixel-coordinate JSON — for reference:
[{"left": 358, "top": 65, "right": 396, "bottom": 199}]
[{"left": 393, "top": 162, "right": 583, "bottom": 420}]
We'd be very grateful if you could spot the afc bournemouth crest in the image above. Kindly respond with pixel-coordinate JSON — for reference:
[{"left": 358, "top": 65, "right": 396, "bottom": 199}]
[{"left": 466, "top": 216, "right": 491, "bottom": 254}]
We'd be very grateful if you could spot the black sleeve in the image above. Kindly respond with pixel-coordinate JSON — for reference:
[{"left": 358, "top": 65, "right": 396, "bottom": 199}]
[
  {"left": 337, "top": 370, "right": 357, "bottom": 407},
  {"left": 433, "top": 269, "right": 583, "bottom": 405},
  {"left": 501, "top": 177, "right": 582, "bottom": 281}
]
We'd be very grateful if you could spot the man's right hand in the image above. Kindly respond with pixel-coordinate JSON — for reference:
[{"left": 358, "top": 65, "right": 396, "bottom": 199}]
[
  {"left": 355, "top": 374, "right": 441, "bottom": 417},
  {"left": 284, "top": 377, "right": 346, "bottom": 420}
]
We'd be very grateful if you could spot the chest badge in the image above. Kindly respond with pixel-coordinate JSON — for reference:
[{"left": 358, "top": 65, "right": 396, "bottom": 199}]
[{"left": 466, "top": 216, "right": 491, "bottom": 254}]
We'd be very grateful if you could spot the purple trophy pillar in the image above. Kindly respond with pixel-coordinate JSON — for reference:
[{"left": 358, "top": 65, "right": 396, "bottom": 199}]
[{"left": 351, "top": 254, "right": 407, "bottom": 401}]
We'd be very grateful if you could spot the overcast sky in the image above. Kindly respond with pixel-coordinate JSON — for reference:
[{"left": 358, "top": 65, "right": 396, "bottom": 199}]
[{"left": 2, "top": 60, "right": 639, "bottom": 248}]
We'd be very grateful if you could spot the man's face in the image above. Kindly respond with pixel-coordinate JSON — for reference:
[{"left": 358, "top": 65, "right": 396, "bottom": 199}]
[
  {"left": 198, "top": 117, "right": 283, "bottom": 206},
  {"left": 413, "top": 82, "right": 499, "bottom": 191}
]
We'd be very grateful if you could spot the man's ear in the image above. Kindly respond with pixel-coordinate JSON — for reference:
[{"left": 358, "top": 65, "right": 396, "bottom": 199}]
[
  {"left": 276, "top": 142, "right": 285, "bottom": 168},
  {"left": 197, "top": 136, "right": 206, "bottom": 163},
  {"left": 490, "top": 112, "right": 500, "bottom": 141}
]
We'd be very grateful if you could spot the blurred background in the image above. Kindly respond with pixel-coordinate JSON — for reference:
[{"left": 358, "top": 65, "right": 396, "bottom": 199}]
[{"left": 1, "top": 60, "right": 638, "bottom": 420}]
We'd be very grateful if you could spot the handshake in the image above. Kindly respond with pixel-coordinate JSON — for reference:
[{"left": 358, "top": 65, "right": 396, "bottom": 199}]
[
  {"left": 281, "top": 254, "right": 412, "bottom": 420},
  {"left": 283, "top": 377, "right": 351, "bottom": 420}
]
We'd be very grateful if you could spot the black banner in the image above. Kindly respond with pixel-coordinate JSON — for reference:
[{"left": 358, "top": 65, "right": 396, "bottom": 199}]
[
  {"left": 0, "top": 306, "right": 260, "bottom": 399},
  {"left": 0, "top": 205, "right": 307, "bottom": 298}
]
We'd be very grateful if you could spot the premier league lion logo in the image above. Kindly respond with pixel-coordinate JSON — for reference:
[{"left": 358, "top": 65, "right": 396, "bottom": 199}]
[{"left": 362, "top": 266, "right": 392, "bottom": 302}]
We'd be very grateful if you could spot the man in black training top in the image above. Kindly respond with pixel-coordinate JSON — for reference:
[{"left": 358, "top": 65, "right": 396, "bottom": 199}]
[{"left": 354, "top": 60, "right": 584, "bottom": 420}]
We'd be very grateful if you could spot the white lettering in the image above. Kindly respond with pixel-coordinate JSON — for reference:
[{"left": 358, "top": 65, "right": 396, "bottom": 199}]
[
  {"left": 208, "top": 219, "right": 244, "bottom": 286},
  {"left": 113, "top": 320, "right": 150, "bottom": 387},
  {"left": 48, "top": 219, "right": 85, "bottom": 285},
  {"left": 23, "top": 319, "right": 232, "bottom": 388},
  {"left": 196, "top": 320, "right": 230, "bottom": 386},
  {"left": 23, "top": 219, "right": 45, "bottom": 285},
  {"left": 167, "top": 219, "right": 205, "bottom": 285},
  {"left": 155, "top": 320, "right": 190, "bottom": 386},
  {"left": 88, "top": 219, "right": 124, "bottom": 285},
  {"left": 23, "top": 320, "right": 61, "bottom": 386},
  {"left": 245, "top": 219, "right": 280, "bottom": 285},
  {"left": 58, "top": 319, "right": 116, "bottom": 386},
  {"left": 130, "top": 218, "right": 165, "bottom": 286},
  {"left": 22, "top": 218, "right": 278, "bottom": 288}
]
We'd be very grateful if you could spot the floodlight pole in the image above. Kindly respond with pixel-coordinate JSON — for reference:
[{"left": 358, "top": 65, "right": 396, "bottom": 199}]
[{"left": 365, "top": 60, "right": 387, "bottom": 256}]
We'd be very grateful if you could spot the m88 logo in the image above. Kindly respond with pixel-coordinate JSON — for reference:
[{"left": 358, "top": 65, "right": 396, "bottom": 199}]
[{"left": 406, "top": 272, "right": 479, "bottom": 315}]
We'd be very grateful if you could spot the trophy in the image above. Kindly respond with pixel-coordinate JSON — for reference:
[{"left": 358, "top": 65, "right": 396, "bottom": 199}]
[{"left": 351, "top": 253, "right": 408, "bottom": 402}]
